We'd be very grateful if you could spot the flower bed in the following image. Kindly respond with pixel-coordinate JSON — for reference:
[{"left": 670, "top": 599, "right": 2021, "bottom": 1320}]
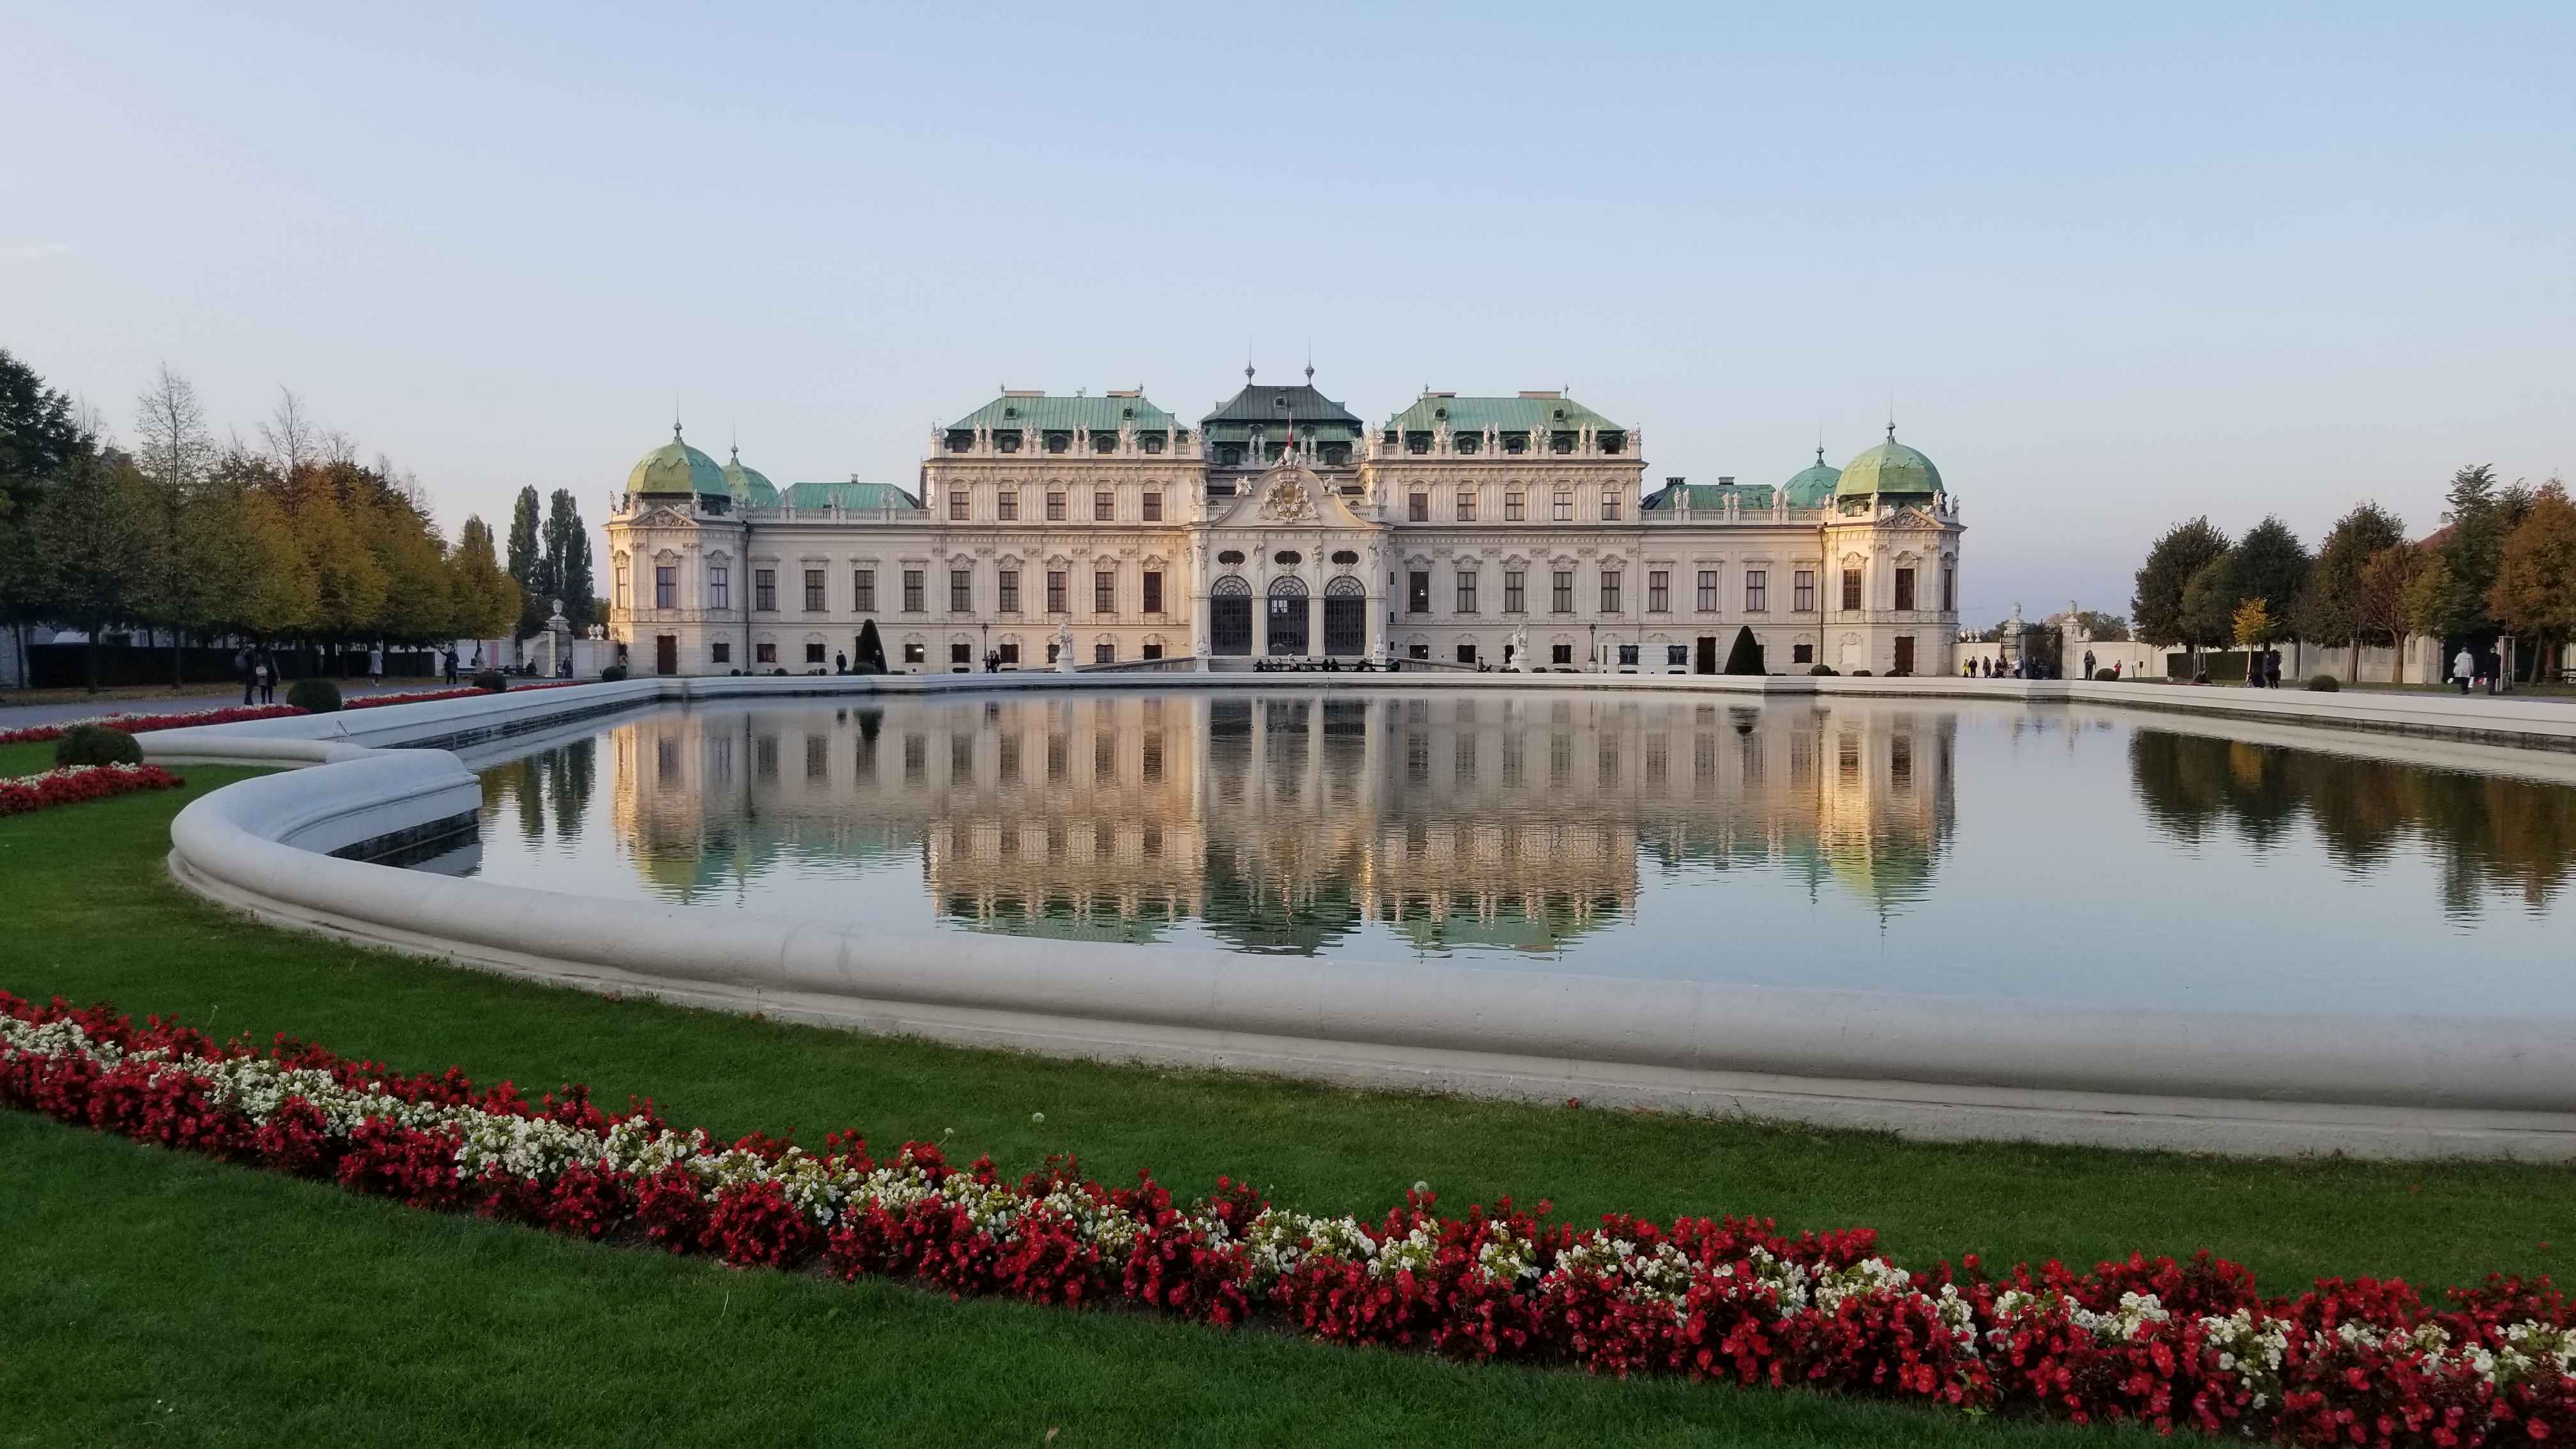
[
  {"left": 0, "top": 765, "right": 188, "bottom": 817},
  {"left": 0, "top": 706, "right": 303, "bottom": 747},
  {"left": 4, "top": 991, "right": 2570, "bottom": 1445},
  {"left": 345, "top": 681, "right": 585, "bottom": 710}
]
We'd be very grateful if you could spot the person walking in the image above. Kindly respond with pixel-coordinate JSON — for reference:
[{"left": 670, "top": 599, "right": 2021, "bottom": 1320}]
[
  {"left": 367, "top": 645, "right": 385, "bottom": 689},
  {"left": 442, "top": 647, "right": 459, "bottom": 686},
  {"left": 2483, "top": 647, "right": 2501, "bottom": 696},
  {"left": 2265, "top": 649, "right": 2283, "bottom": 689},
  {"left": 2453, "top": 645, "right": 2475, "bottom": 694},
  {"left": 234, "top": 644, "right": 256, "bottom": 705},
  {"left": 253, "top": 650, "right": 277, "bottom": 705}
]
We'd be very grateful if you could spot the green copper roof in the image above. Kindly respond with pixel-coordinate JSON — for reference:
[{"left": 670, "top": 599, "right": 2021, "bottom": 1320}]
[
  {"left": 1643, "top": 482, "right": 1778, "bottom": 511},
  {"left": 782, "top": 480, "right": 920, "bottom": 511},
  {"left": 627, "top": 425, "right": 728, "bottom": 496},
  {"left": 723, "top": 448, "right": 780, "bottom": 507},
  {"left": 949, "top": 393, "right": 1180, "bottom": 433},
  {"left": 1836, "top": 430, "right": 1943, "bottom": 496},
  {"left": 1781, "top": 448, "right": 1843, "bottom": 508},
  {"left": 1380, "top": 394, "right": 1623, "bottom": 434}
]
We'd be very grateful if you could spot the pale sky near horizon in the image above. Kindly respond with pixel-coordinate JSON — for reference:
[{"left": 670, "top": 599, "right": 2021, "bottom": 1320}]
[{"left": 4, "top": 2, "right": 2570, "bottom": 624}]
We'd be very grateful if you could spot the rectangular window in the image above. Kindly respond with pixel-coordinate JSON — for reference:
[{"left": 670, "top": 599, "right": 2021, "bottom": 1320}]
[
  {"left": 999, "top": 642, "right": 1020, "bottom": 665},
  {"left": 1504, "top": 570, "right": 1526, "bottom": 613},
  {"left": 708, "top": 565, "right": 730, "bottom": 610},
  {"left": 1094, "top": 570, "right": 1115, "bottom": 613},
  {"left": 1841, "top": 568, "right": 1863, "bottom": 611},
  {"left": 1142, "top": 491, "right": 1162, "bottom": 522},
  {"left": 1407, "top": 571, "right": 1430, "bottom": 614},
  {"left": 1505, "top": 491, "right": 1525, "bottom": 521},
  {"left": 852, "top": 569, "right": 874, "bottom": 612},
  {"left": 754, "top": 641, "right": 777, "bottom": 664},
  {"left": 1408, "top": 492, "right": 1429, "bottom": 523},
  {"left": 1894, "top": 567, "right": 1917, "bottom": 612},
  {"left": 949, "top": 569, "right": 972, "bottom": 613},
  {"left": 1553, "top": 491, "right": 1572, "bottom": 522},
  {"left": 1552, "top": 571, "right": 1574, "bottom": 613},
  {"left": 1793, "top": 569, "right": 1815, "bottom": 612},
  {"left": 654, "top": 565, "right": 677, "bottom": 610},
  {"left": 1093, "top": 642, "right": 1115, "bottom": 664},
  {"left": 1600, "top": 571, "right": 1622, "bottom": 613},
  {"left": 1093, "top": 491, "right": 1113, "bottom": 521},
  {"left": 753, "top": 569, "right": 776, "bottom": 611},
  {"left": 614, "top": 565, "right": 627, "bottom": 608},
  {"left": 1456, "top": 643, "right": 1477, "bottom": 664},
  {"left": 1600, "top": 492, "right": 1623, "bottom": 521},
  {"left": 1046, "top": 491, "right": 1066, "bottom": 521},
  {"left": 710, "top": 641, "right": 730, "bottom": 664},
  {"left": 948, "top": 491, "right": 969, "bottom": 521},
  {"left": 901, "top": 569, "right": 923, "bottom": 612},
  {"left": 1455, "top": 570, "right": 1478, "bottom": 614},
  {"left": 1793, "top": 642, "right": 1813, "bottom": 664},
  {"left": 805, "top": 642, "right": 826, "bottom": 664},
  {"left": 1647, "top": 570, "right": 1670, "bottom": 613},
  {"left": 950, "top": 643, "right": 971, "bottom": 665},
  {"left": 997, "top": 569, "right": 1020, "bottom": 613},
  {"left": 1695, "top": 570, "right": 1717, "bottom": 612},
  {"left": 1942, "top": 563, "right": 1956, "bottom": 612},
  {"left": 902, "top": 641, "right": 924, "bottom": 664},
  {"left": 1745, "top": 569, "right": 1768, "bottom": 613},
  {"left": 1046, "top": 571, "right": 1068, "bottom": 613},
  {"left": 1142, "top": 571, "right": 1163, "bottom": 613},
  {"left": 1455, "top": 491, "right": 1476, "bottom": 522},
  {"left": 1551, "top": 643, "right": 1572, "bottom": 666},
  {"left": 997, "top": 489, "right": 1018, "bottom": 521},
  {"left": 1142, "top": 642, "right": 1163, "bottom": 660},
  {"left": 804, "top": 569, "right": 825, "bottom": 611}
]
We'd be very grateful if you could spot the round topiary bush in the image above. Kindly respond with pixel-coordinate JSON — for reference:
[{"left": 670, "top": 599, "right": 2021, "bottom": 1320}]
[
  {"left": 286, "top": 678, "right": 342, "bottom": 714},
  {"left": 53, "top": 723, "right": 142, "bottom": 767},
  {"left": 1808, "top": 664, "right": 1837, "bottom": 676},
  {"left": 1850, "top": 669, "right": 1873, "bottom": 677},
  {"left": 2306, "top": 673, "right": 2341, "bottom": 691},
  {"left": 598, "top": 663, "right": 627, "bottom": 682},
  {"left": 2096, "top": 669, "right": 2120, "bottom": 681},
  {"left": 471, "top": 670, "right": 507, "bottom": 693}
]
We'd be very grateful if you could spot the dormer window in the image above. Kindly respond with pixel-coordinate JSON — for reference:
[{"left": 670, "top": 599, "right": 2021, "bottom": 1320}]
[
  {"left": 1552, "top": 408, "right": 1566, "bottom": 422},
  {"left": 1382, "top": 429, "right": 1397, "bottom": 446},
  {"left": 1321, "top": 443, "right": 1349, "bottom": 466},
  {"left": 1044, "top": 430, "right": 1071, "bottom": 454},
  {"left": 1140, "top": 433, "right": 1166, "bottom": 454},
  {"left": 1002, "top": 406, "right": 1017, "bottom": 420},
  {"left": 946, "top": 429, "right": 975, "bottom": 452},
  {"left": 1405, "top": 432, "right": 1432, "bottom": 455},
  {"left": 1091, "top": 431, "right": 1117, "bottom": 454},
  {"left": 1598, "top": 431, "right": 1626, "bottom": 455},
  {"left": 1218, "top": 444, "right": 1243, "bottom": 466},
  {"left": 1433, "top": 407, "right": 1448, "bottom": 420},
  {"left": 1503, "top": 432, "right": 1528, "bottom": 455},
  {"left": 995, "top": 429, "right": 1022, "bottom": 453},
  {"left": 1550, "top": 431, "right": 1577, "bottom": 455},
  {"left": 1121, "top": 406, "right": 1134, "bottom": 419}
]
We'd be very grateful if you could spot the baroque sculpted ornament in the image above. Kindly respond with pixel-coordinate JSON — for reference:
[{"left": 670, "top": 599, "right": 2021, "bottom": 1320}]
[{"left": 1261, "top": 475, "right": 1316, "bottom": 523}]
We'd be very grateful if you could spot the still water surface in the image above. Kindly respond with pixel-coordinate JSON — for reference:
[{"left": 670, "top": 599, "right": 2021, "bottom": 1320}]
[{"left": 457, "top": 691, "right": 2576, "bottom": 1017}]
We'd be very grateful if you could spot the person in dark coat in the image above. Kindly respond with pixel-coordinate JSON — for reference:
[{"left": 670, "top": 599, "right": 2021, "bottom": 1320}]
[
  {"left": 235, "top": 645, "right": 256, "bottom": 705},
  {"left": 2265, "top": 649, "right": 2283, "bottom": 688}
]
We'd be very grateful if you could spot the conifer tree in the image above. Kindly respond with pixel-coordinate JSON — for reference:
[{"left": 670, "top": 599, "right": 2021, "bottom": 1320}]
[{"left": 1721, "top": 625, "right": 1765, "bottom": 675}]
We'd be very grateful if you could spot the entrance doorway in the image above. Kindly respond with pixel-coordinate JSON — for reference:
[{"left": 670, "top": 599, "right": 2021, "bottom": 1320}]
[
  {"left": 1694, "top": 636, "right": 1717, "bottom": 674},
  {"left": 1894, "top": 636, "right": 1916, "bottom": 675},
  {"left": 1210, "top": 577, "right": 1252, "bottom": 655},
  {"left": 1322, "top": 576, "right": 1367, "bottom": 655},
  {"left": 654, "top": 635, "right": 677, "bottom": 675},
  {"left": 1266, "top": 577, "right": 1310, "bottom": 656}
]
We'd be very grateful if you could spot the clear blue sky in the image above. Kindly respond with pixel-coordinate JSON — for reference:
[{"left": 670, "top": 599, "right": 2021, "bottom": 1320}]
[{"left": 6, "top": 2, "right": 2570, "bottom": 624}]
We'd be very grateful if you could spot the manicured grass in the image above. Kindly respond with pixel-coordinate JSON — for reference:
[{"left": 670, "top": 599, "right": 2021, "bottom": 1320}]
[
  {"left": 4, "top": 771, "right": 2572, "bottom": 1445},
  {"left": 0, "top": 740, "right": 57, "bottom": 776}
]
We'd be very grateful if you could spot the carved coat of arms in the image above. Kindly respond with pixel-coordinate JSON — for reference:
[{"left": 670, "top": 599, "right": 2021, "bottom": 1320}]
[{"left": 1261, "top": 476, "right": 1315, "bottom": 522}]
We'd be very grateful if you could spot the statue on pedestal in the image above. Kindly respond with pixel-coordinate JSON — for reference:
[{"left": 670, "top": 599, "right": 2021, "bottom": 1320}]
[
  {"left": 1508, "top": 620, "right": 1529, "bottom": 672},
  {"left": 1055, "top": 618, "right": 1076, "bottom": 674}
]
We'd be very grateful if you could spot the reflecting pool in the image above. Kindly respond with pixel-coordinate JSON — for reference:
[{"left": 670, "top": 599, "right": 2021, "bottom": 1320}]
[{"left": 459, "top": 691, "right": 2576, "bottom": 1017}]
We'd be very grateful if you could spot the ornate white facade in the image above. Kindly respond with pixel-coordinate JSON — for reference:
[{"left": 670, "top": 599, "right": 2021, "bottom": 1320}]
[{"left": 605, "top": 377, "right": 1964, "bottom": 677}]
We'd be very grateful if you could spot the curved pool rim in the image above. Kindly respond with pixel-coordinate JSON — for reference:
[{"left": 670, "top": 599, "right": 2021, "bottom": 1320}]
[{"left": 148, "top": 672, "right": 2576, "bottom": 1160}]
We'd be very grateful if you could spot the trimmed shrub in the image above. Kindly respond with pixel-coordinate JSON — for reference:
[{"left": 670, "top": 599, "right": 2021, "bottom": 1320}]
[
  {"left": 285, "top": 678, "right": 342, "bottom": 714},
  {"left": 2095, "top": 669, "right": 2119, "bottom": 680},
  {"left": 2306, "top": 673, "right": 2341, "bottom": 691},
  {"left": 598, "top": 663, "right": 627, "bottom": 682},
  {"left": 855, "top": 618, "right": 887, "bottom": 675},
  {"left": 1808, "top": 664, "right": 1837, "bottom": 676},
  {"left": 471, "top": 670, "right": 507, "bottom": 693},
  {"left": 52, "top": 724, "right": 142, "bottom": 767},
  {"left": 1850, "top": 669, "right": 1873, "bottom": 677},
  {"left": 1720, "top": 625, "right": 1765, "bottom": 676}
]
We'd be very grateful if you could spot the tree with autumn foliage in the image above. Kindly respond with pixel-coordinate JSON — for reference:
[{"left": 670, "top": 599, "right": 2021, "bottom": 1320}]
[{"left": 2490, "top": 479, "right": 2576, "bottom": 683}]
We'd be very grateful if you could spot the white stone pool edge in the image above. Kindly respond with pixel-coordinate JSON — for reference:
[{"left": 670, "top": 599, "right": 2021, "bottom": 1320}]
[{"left": 146, "top": 673, "right": 2576, "bottom": 1160}]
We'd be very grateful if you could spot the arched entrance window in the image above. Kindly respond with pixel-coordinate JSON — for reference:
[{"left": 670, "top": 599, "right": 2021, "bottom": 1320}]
[
  {"left": 1209, "top": 575, "right": 1252, "bottom": 656},
  {"left": 1266, "top": 576, "right": 1310, "bottom": 656},
  {"left": 1322, "top": 575, "right": 1367, "bottom": 656}
]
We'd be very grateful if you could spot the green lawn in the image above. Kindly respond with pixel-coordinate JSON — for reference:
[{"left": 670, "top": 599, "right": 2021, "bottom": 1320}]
[{"left": 3, "top": 770, "right": 2571, "bottom": 1446}]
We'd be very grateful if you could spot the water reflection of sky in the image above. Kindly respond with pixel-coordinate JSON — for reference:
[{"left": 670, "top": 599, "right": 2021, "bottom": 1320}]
[{"left": 462, "top": 692, "right": 2576, "bottom": 1018}]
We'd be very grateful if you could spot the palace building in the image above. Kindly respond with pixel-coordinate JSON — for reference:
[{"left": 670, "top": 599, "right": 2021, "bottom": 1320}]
[{"left": 604, "top": 372, "right": 1964, "bottom": 676}]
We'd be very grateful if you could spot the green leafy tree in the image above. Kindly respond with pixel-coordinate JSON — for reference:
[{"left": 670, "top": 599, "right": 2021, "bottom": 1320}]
[
  {"left": 130, "top": 364, "right": 226, "bottom": 684},
  {"left": 26, "top": 454, "right": 165, "bottom": 692},
  {"left": 2296, "top": 502, "right": 2407, "bottom": 680},
  {"left": 0, "top": 349, "right": 97, "bottom": 664},
  {"left": 2131, "top": 518, "right": 2230, "bottom": 659},
  {"left": 505, "top": 484, "right": 544, "bottom": 635},
  {"left": 542, "top": 489, "right": 592, "bottom": 625},
  {"left": 2490, "top": 480, "right": 2576, "bottom": 683},
  {"left": 2068, "top": 610, "right": 2129, "bottom": 641},
  {"left": 2411, "top": 464, "right": 2534, "bottom": 647},
  {"left": 2179, "top": 553, "right": 2238, "bottom": 656},
  {"left": 447, "top": 516, "right": 520, "bottom": 641}
]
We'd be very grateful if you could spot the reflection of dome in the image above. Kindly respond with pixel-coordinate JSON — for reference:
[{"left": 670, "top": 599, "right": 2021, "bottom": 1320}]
[
  {"left": 722, "top": 447, "right": 779, "bottom": 507},
  {"left": 627, "top": 424, "right": 728, "bottom": 496},
  {"left": 1780, "top": 447, "right": 1843, "bottom": 509},
  {"left": 1836, "top": 428, "right": 1943, "bottom": 496}
]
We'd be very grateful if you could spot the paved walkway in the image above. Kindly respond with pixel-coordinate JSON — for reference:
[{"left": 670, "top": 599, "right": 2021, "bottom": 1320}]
[{"left": 0, "top": 681, "right": 457, "bottom": 730}]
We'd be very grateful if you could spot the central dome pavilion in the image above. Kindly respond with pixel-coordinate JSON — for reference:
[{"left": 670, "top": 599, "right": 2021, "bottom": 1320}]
[
  {"left": 1836, "top": 428, "right": 1943, "bottom": 498},
  {"left": 627, "top": 425, "right": 728, "bottom": 498}
]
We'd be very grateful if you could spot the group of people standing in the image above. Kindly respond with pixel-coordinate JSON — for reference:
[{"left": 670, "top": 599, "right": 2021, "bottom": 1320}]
[
  {"left": 2240, "top": 649, "right": 2286, "bottom": 687},
  {"left": 232, "top": 645, "right": 280, "bottom": 704},
  {"left": 2450, "top": 645, "right": 2508, "bottom": 695}
]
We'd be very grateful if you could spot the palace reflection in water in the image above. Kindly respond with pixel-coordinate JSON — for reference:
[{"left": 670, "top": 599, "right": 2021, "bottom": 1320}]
[{"left": 479, "top": 693, "right": 1955, "bottom": 958}]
